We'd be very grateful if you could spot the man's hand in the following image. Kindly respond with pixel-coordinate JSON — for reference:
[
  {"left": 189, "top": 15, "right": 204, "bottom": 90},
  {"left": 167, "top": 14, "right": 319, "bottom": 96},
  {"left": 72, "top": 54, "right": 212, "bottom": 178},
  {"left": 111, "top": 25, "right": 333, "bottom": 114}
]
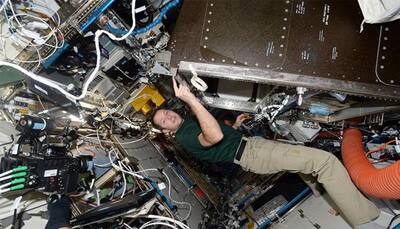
[
  {"left": 232, "top": 114, "right": 251, "bottom": 129},
  {"left": 172, "top": 77, "right": 197, "bottom": 105},
  {"left": 172, "top": 77, "right": 224, "bottom": 146}
]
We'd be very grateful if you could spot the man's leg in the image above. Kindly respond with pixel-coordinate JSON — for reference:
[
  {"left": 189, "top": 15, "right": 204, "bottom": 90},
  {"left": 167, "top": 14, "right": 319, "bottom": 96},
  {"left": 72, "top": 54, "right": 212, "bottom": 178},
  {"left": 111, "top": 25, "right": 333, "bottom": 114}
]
[
  {"left": 236, "top": 137, "right": 379, "bottom": 226},
  {"left": 298, "top": 173, "right": 322, "bottom": 197}
]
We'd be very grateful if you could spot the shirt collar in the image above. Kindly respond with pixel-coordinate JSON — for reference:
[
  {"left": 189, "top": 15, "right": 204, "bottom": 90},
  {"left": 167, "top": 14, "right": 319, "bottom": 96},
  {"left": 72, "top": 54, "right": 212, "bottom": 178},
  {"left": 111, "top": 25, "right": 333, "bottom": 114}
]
[{"left": 174, "top": 118, "right": 185, "bottom": 134}]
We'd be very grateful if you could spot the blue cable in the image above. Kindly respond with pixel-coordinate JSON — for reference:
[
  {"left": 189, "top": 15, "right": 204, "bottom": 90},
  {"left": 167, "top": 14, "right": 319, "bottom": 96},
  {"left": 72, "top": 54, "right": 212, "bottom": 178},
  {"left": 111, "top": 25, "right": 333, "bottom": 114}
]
[
  {"left": 107, "top": 0, "right": 180, "bottom": 36},
  {"left": 147, "top": 178, "right": 176, "bottom": 212},
  {"left": 43, "top": 0, "right": 180, "bottom": 67},
  {"left": 256, "top": 187, "right": 312, "bottom": 229}
]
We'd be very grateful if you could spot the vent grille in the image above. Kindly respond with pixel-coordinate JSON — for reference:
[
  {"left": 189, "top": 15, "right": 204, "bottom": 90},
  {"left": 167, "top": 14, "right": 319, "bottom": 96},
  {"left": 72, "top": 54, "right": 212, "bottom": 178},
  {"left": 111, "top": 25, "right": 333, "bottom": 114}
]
[{"left": 87, "top": 75, "right": 104, "bottom": 91}]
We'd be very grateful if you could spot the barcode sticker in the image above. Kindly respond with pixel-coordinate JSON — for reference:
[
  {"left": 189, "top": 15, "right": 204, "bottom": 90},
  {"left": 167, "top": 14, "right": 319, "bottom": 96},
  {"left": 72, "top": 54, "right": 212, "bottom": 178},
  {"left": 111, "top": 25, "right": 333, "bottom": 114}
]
[
  {"left": 158, "top": 182, "right": 166, "bottom": 190},
  {"left": 44, "top": 169, "right": 57, "bottom": 177}
]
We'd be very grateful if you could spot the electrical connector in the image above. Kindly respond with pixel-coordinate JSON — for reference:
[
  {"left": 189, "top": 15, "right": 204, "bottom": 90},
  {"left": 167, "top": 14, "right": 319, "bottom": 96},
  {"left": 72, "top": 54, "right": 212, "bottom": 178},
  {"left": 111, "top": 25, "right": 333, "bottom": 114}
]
[
  {"left": 10, "top": 178, "right": 25, "bottom": 185},
  {"left": 12, "top": 172, "right": 27, "bottom": 178},
  {"left": 10, "top": 184, "right": 24, "bottom": 191},
  {"left": 13, "top": 166, "right": 28, "bottom": 173}
]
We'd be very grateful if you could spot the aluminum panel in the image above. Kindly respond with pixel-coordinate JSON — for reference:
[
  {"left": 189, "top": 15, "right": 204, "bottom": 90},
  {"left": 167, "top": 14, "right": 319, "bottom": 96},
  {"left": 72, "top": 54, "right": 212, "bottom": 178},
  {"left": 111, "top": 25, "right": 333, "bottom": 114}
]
[{"left": 169, "top": 0, "right": 400, "bottom": 89}]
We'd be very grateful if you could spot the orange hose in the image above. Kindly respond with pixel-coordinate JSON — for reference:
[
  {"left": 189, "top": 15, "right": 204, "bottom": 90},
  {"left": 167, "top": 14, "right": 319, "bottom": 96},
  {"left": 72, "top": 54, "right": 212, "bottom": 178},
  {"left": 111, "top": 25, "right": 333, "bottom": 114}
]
[{"left": 342, "top": 128, "right": 400, "bottom": 199}]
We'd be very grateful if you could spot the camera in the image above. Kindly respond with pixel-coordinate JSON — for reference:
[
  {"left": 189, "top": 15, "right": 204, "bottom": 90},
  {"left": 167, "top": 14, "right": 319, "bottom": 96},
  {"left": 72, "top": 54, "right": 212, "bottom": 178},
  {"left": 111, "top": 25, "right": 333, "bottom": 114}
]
[{"left": 0, "top": 115, "right": 93, "bottom": 194}]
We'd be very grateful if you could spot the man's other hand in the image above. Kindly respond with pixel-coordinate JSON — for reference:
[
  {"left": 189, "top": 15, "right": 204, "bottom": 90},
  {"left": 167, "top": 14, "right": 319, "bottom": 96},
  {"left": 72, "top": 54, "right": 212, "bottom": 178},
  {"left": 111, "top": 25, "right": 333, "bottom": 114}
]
[
  {"left": 172, "top": 77, "right": 197, "bottom": 105},
  {"left": 232, "top": 114, "right": 251, "bottom": 129}
]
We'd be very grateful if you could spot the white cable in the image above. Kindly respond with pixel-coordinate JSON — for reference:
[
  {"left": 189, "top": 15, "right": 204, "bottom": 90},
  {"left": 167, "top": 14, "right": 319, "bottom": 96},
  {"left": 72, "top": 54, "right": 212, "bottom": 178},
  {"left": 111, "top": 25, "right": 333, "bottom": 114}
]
[
  {"left": 126, "top": 167, "right": 192, "bottom": 221},
  {"left": 7, "top": 8, "right": 53, "bottom": 47},
  {"left": 140, "top": 219, "right": 178, "bottom": 229},
  {"left": 90, "top": 178, "right": 95, "bottom": 190},
  {"left": 119, "top": 161, "right": 138, "bottom": 197},
  {"left": 96, "top": 189, "right": 101, "bottom": 206},
  {"left": 8, "top": 14, "right": 55, "bottom": 42},
  {"left": 86, "top": 133, "right": 149, "bottom": 145},
  {"left": 6, "top": 2, "right": 63, "bottom": 52},
  {"left": 0, "top": 0, "right": 138, "bottom": 102},
  {"left": 2, "top": 2, "right": 63, "bottom": 64},
  {"left": 0, "top": 174, "right": 13, "bottom": 182},
  {"left": 161, "top": 171, "right": 192, "bottom": 221},
  {"left": 145, "top": 215, "right": 189, "bottom": 229},
  {"left": 7, "top": 0, "right": 23, "bottom": 29},
  {"left": 139, "top": 221, "right": 178, "bottom": 229},
  {"left": 106, "top": 148, "right": 145, "bottom": 180},
  {"left": 0, "top": 0, "right": 8, "bottom": 12},
  {"left": 0, "top": 181, "right": 11, "bottom": 189},
  {"left": 0, "top": 187, "right": 11, "bottom": 194},
  {"left": 7, "top": 5, "right": 60, "bottom": 46},
  {"left": 155, "top": 201, "right": 175, "bottom": 219},
  {"left": 94, "top": 147, "right": 115, "bottom": 167},
  {"left": 102, "top": 151, "right": 191, "bottom": 221},
  {"left": 141, "top": 219, "right": 184, "bottom": 229},
  {"left": 0, "top": 169, "right": 13, "bottom": 178},
  {"left": 124, "top": 223, "right": 133, "bottom": 229},
  {"left": 78, "top": 142, "right": 114, "bottom": 167},
  {"left": 118, "top": 164, "right": 190, "bottom": 221},
  {"left": 115, "top": 166, "right": 145, "bottom": 180},
  {"left": 24, "top": 5, "right": 61, "bottom": 26},
  {"left": 129, "top": 168, "right": 159, "bottom": 174},
  {"left": 120, "top": 161, "right": 135, "bottom": 173},
  {"left": 118, "top": 161, "right": 127, "bottom": 199},
  {"left": 117, "top": 93, "right": 152, "bottom": 117}
]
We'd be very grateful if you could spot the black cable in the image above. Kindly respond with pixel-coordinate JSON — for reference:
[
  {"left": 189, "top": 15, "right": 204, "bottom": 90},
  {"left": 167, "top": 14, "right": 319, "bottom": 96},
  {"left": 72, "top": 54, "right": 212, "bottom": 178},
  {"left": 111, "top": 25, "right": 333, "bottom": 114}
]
[
  {"left": 0, "top": 135, "right": 14, "bottom": 147},
  {"left": 381, "top": 200, "right": 396, "bottom": 216},
  {"left": 387, "top": 214, "right": 400, "bottom": 229},
  {"left": 10, "top": 189, "right": 37, "bottom": 229},
  {"left": 19, "top": 202, "right": 48, "bottom": 214},
  {"left": 10, "top": 209, "right": 17, "bottom": 229}
]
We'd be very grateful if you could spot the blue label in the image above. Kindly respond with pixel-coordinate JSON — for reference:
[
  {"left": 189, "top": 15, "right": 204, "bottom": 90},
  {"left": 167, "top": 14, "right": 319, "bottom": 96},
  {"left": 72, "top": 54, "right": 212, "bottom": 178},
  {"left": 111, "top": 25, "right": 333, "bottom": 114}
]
[{"left": 32, "top": 122, "right": 45, "bottom": 130}]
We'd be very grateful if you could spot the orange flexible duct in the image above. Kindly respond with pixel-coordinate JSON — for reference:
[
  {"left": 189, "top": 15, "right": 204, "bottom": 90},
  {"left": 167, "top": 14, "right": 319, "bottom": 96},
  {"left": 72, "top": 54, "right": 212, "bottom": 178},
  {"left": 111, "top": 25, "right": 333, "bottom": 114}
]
[{"left": 342, "top": 128, "right": 400, "bottom": 199}]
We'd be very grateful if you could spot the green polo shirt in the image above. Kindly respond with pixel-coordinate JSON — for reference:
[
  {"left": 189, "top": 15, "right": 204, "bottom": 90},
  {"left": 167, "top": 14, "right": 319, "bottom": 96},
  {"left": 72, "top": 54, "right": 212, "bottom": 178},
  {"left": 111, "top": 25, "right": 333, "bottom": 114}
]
[{"left": 175, "top": 117, "right": 242, "bottom": 163}]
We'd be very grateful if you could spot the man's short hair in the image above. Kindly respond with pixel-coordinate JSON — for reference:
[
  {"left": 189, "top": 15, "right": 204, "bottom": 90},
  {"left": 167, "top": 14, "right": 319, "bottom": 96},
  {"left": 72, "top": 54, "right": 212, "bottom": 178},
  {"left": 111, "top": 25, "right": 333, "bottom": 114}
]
[{"left": 149, "top": 109, "right": 163, "bottom": 130}]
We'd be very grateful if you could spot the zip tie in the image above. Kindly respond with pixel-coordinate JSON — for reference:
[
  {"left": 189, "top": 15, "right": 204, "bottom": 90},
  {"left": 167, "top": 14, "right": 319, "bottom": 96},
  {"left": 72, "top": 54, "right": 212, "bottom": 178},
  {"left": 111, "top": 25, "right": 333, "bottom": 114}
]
[{"left": 189, "top": 64, "right": 208, "bottom": 92}]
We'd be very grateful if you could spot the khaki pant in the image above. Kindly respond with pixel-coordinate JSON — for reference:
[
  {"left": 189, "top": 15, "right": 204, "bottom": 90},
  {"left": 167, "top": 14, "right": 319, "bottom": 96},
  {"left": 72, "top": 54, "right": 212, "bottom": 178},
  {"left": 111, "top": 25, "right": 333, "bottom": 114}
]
[{"left": 234, "top": 137, "right": 379, "bottom": 226}]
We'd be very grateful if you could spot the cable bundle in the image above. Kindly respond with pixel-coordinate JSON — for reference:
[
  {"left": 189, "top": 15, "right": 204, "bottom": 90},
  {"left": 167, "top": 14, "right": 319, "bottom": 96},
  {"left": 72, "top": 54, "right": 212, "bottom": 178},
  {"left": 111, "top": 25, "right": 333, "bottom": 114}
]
[
  {"left": 0, "top": 166, "right": 28, "bottom": 194},
  {"left": 0, "top": 0, "right": 64, "bottom": 67},
  {"left": 0, "top": 0, "right": 181, "bottom": 103}
]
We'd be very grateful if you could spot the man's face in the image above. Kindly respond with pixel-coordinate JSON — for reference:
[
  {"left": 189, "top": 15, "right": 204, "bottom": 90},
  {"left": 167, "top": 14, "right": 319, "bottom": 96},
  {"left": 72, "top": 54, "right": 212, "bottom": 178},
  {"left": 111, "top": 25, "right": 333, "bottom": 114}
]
[{"left": 153, "top": 109, "right": 183, "bottom": 132}]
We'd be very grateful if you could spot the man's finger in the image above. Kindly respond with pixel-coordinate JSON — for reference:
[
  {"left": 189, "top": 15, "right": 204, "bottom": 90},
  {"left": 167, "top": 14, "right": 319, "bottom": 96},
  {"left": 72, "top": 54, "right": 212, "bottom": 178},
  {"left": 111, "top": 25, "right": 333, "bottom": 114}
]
[
  {"left": 182, "top": 86, "right": 190, "bottom": 93},
  {"left": 241, "top": 113, "right": 251, "bottom": 119},
  {"left": 237, "top": 114, "right": 246, "bottom": 119},
  {"left": 172, "top": 76, "right": 179, "bottom": 94},
  {"left": 178, "top": 85, "right": 187, "bottom": 97}
]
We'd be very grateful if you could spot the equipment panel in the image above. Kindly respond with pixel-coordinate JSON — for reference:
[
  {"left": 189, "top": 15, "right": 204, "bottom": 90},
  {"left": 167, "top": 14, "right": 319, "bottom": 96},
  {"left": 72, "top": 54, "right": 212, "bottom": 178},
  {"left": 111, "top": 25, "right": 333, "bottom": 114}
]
[{"left": 170, "top": 0, "right": 400, "bottom": 87}]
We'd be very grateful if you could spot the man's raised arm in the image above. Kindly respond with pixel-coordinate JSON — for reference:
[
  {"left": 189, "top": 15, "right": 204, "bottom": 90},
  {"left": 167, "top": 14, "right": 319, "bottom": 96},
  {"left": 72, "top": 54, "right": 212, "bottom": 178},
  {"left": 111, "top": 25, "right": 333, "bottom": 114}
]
[{"left": 173, "top": 77, "right": 223, "bottom": 146}]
